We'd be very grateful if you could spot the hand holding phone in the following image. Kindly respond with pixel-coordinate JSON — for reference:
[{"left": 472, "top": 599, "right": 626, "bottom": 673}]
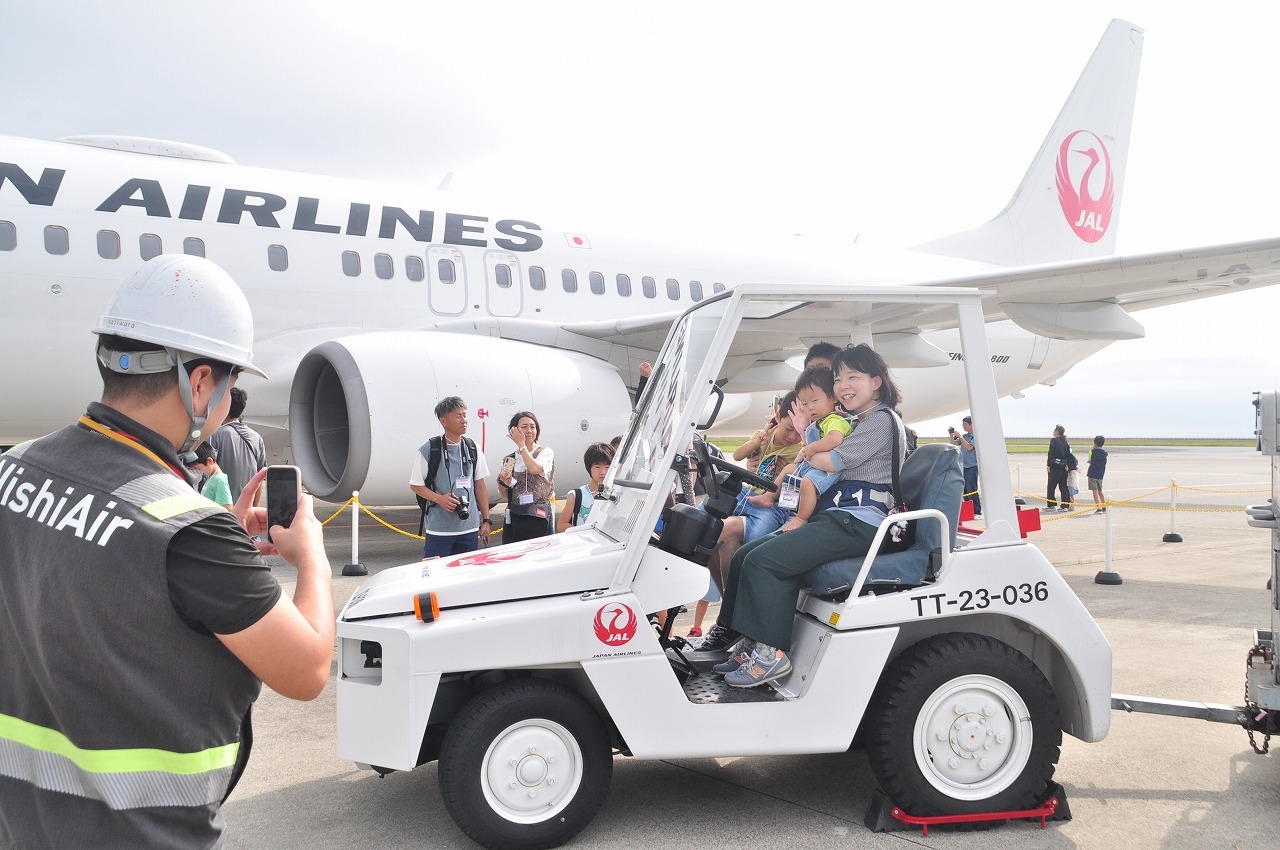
[
  {"left": 500, "top": 456, "right": 516, "bottom": 481},
  {"left": 265, "top": 465, "right": 301, "bottom": 543}
]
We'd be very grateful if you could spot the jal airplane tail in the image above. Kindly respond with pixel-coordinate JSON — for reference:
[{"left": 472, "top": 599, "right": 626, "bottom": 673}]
[{"left": 915, "top": 18, "right": 1143, "bottom": 267}]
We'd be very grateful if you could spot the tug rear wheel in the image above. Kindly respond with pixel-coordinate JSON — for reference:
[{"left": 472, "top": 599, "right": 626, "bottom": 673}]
[
  {"left": 439, "top": 679, "right": 612, "bottom": 850},
  {"left": 866, "top": 633, "right": 1061, "bottom": 816}
]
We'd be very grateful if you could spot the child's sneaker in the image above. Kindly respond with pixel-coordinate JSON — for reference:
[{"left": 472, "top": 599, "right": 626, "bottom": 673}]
[
  {"left": 685, "top": 626, "right": 702, "bottom": 638},
  {"left": 712, "top": 648, "right": 753, "bottom": 674},
  {"left": 724, "top": 649, "right": 792, "bottom": 688}
]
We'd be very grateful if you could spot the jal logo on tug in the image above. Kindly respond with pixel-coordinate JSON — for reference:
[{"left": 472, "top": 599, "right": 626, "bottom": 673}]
[
  {"left": 593, "top": 603, "right": 639, "bottom": 646},
  {"left": 1055, "top": 130, "right": 1113, "bottom": 243},
  {"left": 444, "top": 540, "right": 551, "bottom": 568}
]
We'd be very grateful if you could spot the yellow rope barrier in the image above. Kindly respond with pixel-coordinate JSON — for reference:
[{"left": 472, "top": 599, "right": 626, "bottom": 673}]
[
  {"left": 320, "top": 496, "right": 355, "bottom": 526},
  {"left": 326, "top": 492, "right": 570, "bottom": 542}
]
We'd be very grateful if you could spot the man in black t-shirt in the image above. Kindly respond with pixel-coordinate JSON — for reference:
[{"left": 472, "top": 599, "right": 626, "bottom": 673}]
[{"left": 0, "top": 256, "right": 333, "bottom": 848}]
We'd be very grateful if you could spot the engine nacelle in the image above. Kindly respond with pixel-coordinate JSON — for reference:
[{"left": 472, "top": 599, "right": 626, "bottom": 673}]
[{"left": 289, "top": 332, "right": 632, "bottom": 504}]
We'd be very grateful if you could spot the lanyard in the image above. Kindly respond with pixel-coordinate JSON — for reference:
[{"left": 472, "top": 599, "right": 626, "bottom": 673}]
[{"left": 78, "top": 415, "right": 184, "bottom": 479}]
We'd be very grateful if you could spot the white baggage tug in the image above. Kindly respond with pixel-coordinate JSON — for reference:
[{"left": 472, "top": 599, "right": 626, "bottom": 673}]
[{"left": 335, "top": 284, "right": 1112, "bottom": 849}]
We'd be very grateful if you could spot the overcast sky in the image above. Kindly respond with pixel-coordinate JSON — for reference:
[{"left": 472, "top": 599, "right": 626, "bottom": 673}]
[{"left": 3, "top": 1, "right": 1277, "bottom": 437}]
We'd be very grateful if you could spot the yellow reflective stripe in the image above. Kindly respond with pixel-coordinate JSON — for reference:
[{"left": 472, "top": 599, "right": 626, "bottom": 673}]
[
  {"left": 142, "top": 492, "right": 216, "bottom": 521},
  {"left": 0, "top": 712, "right": 238, "bottom": 775}
]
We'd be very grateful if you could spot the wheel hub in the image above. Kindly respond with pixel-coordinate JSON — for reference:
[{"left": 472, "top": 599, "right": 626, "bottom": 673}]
[
  {"left": 482, "top": 719, "right": 583, "bottom": 822},
  {"left": 914, "top": 675, "right": 1033, "bottom": 798}
]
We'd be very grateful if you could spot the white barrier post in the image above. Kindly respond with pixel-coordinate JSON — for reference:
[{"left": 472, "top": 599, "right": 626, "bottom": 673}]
[
  {"left": 1095, "top": 502, "right": 1122, "bottom": 585},
  {"left": 1163, "top": 478, "right": 1184, "bottom": 543},
  {"left": 342, "top": 491, "right": 368, "bottom": 576}
]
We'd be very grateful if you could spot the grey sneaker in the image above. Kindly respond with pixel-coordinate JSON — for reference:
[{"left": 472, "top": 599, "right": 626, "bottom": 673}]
[
  {"left": 724, "top": 649, "right": 792, "bottom": 688},
  {"left": 712, "top": 649, "right": 753, "bottom": 674},
  {"left": 691, "top": 623, "right": 739, "bottom": 652}
]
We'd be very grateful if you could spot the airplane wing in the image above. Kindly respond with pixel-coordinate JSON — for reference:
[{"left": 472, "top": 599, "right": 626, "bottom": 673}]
[
  {"left": 559, "top": 311, "right": 685, "bottom": 351},
  {"left": 928, "top": 236, "right": 1280, "bottom": 340}
]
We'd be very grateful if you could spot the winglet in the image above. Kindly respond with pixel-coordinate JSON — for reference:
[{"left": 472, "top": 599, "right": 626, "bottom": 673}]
[{"left": 914, "top": 19, "right": 1144, "bottom": 267}]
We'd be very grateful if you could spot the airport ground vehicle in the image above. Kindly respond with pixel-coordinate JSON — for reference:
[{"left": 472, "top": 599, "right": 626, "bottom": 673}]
[
  {"left": 335, "top": 284, "right": 1113, "bottom": 849},
  {"left": 1107, "top": 392, "right": 1280, "bottom": 752},
  {"left": 1243, "top": 391, "right": 1280, "bottom": 751}
]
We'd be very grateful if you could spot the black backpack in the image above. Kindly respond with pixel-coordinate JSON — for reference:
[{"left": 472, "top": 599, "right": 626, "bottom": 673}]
[{"left": 416, "top": 435, "right": 479, "bottom": 524}]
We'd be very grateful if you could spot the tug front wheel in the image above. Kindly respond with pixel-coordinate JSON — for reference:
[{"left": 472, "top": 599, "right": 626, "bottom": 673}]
[
  {"left": 439, "top": 679, "right": 613, "bottom": 850},
  {"left": 866, "top": 633, "right": 1062, "bottom": 817}
]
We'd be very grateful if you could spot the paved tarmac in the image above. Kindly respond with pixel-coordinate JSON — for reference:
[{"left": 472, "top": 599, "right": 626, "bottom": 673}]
[{"left": 225, "top": 446, "right": 1280, "bottom": 849}]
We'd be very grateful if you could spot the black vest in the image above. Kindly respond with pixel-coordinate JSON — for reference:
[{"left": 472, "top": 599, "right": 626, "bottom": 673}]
[{"left": 0, "top": 417, "right": 262, "bottom": 848}]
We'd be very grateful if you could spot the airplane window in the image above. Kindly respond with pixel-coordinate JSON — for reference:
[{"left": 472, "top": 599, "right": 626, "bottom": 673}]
[
  {"left": 96, "top": 230, "right": 121, "bottom": 260},
  {"left": 690, "top": 280, "right": 704, "bottom": 302},
  {"left": 183, "top": 237, "right": 205, "bottom": 257},
  {"left": 139, "top": 233, "right": 162, "bottom": 260},
  {"left": 616, "top": 274, "right": 631, "bottom": 297},
  {"left": 438, "top": 259, "right": 456, "bottom": 283},
  {"left": 0, "top": 221, "right": 14, "bottom": 251},
  {"left": 642, "top": 276, "right": 656, "bottom": 299},
  {"left": 44, "top": 225, "right": 69, "bottom": 256},
  {"left": 269, "top": 244, "right": 289, "bottom": 272},
  {"left": 562, "top": 269, "right": 578, "bottom": 293},
  {"left": 589, "top": 271, "right": 605, "bottom": 295},
  {"left": 374, "top": 253, "right": 393, "bottom": 280},
  {"left": 406, "top": 255, "right": 424, "bottom": 281},
  {"left": 342, "top": 250, "right": 361, "bottom": 277},
  {"left": 529, "top": 266, "right": 546, "bottom": 291},
  {"left": 712, "top": 282, "right": 726, "bottom": 294},
  {"left": 666, "top": 278, "right": 680, "bottom": 300},
  {"left": 495, "top": 264, "right": 512, "bottom": 288}
]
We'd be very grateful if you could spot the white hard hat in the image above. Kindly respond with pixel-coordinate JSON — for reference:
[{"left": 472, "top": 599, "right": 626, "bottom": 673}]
[{"left": 92, "top": 254, "right": 267, "bottom": 379}]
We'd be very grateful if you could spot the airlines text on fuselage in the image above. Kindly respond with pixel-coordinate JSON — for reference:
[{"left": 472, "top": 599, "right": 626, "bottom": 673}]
[{"left": 0, "top": 162, "right": 544, "bottom": 251}]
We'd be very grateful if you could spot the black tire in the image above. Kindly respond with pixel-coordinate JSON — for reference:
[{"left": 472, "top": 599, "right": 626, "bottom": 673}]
[
  {"left": 865, "top": 633, "right": 1061, "bottom": 816},
  {"left": 438, "top": 679, "right": 613, "bottom": 850}
]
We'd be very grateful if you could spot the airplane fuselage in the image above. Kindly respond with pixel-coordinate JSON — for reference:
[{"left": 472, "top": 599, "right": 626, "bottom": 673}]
[{"left": 0, "top": 134, "right": 1104, "bottom": 500}]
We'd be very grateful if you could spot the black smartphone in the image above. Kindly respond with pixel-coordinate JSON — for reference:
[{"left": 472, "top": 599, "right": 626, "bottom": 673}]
[{"left": 265, "top": 465, "right": 301, "bottom": 542}]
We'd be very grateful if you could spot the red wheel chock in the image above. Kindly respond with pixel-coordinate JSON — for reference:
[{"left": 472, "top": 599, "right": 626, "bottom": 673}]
[
  {"left": 864, "top": 783, "right": 1070, "bottom": 835},
  {"left": 891, "top": 795, "right": 1058, "bottom": 836}
]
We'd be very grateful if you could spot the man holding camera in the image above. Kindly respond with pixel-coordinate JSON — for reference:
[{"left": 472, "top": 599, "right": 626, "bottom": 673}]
[
  {"left": 950, "top": 416, "right": 981, "bottom": 517},
  {"left": 411, "top": 396, "right": 491, "bottom": 559}
]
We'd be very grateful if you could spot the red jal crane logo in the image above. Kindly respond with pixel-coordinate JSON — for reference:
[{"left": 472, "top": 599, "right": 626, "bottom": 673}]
[
  {"left": 1055, "top": 130, "right": 1113, "bottom": 243},
  {"left": 592, "top": 603, "right": 639, "bottom": 646}
]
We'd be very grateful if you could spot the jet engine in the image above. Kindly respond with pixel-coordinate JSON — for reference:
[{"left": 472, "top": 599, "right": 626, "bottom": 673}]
[{"left": 289, "top": 332, "right": 632, "bottom": 505}]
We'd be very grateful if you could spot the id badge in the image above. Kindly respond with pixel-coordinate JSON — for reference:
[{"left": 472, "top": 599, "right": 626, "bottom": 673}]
[
  {"left": 778, "top": 474, "right": 801, "bottom": 511},
  {"left": 455, "top": 476, "right": 470, "bottom": 490},
  {"left": 518, "top": 493, "right": 534, "bottom": 505}
]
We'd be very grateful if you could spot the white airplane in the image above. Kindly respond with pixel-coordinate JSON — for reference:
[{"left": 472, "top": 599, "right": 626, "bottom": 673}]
[{"left": 2, "top": 18, "right": 1278, "bottom": 505}]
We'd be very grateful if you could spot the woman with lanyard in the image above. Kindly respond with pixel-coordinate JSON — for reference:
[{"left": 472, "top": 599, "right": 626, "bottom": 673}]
[
  {"left": 696, "top": 344, "right": 906, "bottom": 688},
  {"left": 497, "top": 411, "right": 555, "bottom": 542}
]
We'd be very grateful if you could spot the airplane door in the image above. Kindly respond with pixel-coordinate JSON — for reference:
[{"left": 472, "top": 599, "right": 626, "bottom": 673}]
[
  {"left": 484, "top": 251, "right": 522, "bottom": 318},
  {"left": 428, "top": 246, "right": 467, "bottom": 316}
]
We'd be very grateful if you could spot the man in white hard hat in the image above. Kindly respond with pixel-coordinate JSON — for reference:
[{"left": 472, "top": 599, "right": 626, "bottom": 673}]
[{"left": 0, "top": 255, "right": 333, "bottom": 848}]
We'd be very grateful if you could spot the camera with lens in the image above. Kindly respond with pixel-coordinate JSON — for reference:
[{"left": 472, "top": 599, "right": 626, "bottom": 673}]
[{"left": 453, "top": 489, "right": 470, "bottom": 520}]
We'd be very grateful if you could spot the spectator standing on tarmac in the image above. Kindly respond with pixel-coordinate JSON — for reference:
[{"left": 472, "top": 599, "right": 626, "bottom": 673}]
[
  {"left": 496, "top": 410, "right": 555, "bottom": 542},
  {"left": 952, "top": 415, "right": 980, "bottom": 516},
  {"left": 410, "top": 397, "right": 492, "bottom": 558},
  {"left": 187, "top": 440, "right": 233, "bottom": 510},
  {"left": 0, "top": 255, "right": 334, "bottom": 848},
  {"left": 1088, "top": 435, "right": 1109, "bottom": 513},
  {"left": 1046, "top": 424, "right": 1072, "bottom": 511},
  {"left": 209, "top": 386, "right": 267, "bottom": 501}
]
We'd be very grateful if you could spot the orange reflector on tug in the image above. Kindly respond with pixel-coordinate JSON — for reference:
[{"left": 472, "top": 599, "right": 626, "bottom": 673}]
[{"left": 414, "top": 591, "right": 440, "bottom": 622}]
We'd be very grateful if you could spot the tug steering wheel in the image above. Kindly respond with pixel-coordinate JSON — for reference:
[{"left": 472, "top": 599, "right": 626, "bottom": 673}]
[{"left": 690, "top": 439, "right": 778, "bottom": 501}]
